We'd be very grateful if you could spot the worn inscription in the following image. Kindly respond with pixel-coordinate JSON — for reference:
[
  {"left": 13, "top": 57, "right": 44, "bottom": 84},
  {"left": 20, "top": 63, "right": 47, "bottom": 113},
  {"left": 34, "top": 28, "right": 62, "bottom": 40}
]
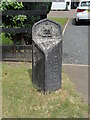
[
  {"left": 48, "top": 55, "right": 59, "bottom": 82},
  {"left": 53, "top": 56, "right": 58, "bottom": 81},
  {"left": 33, "top": 20, "right": 62, "bottom": 40}
]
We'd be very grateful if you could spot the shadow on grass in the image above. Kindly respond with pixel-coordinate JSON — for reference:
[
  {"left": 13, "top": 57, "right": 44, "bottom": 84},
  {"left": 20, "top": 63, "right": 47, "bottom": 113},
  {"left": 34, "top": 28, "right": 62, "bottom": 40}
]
[
  {"left": 28, "top": 68, "right": 32, "bottom": 80},
  {"left": 28, "top": 68, "right": 45, "bottom": 94}
]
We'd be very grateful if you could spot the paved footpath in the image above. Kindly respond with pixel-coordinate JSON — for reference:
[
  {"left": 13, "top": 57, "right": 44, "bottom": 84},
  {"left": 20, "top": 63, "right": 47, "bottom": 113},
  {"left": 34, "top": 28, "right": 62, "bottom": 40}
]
[{"left": 63, "top": 64, "right": 88, "bottom": 103}]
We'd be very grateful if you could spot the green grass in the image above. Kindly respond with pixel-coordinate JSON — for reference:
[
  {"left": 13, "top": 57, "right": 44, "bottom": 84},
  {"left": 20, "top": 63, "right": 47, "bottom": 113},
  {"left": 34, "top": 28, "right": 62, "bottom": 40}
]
[
  {"left": 48, "top": 18, "right": 68, "bottom": 28},
  {"left": 0, "top": 33, "right": 13, "bottom": 45},
  {"left": 2, "top": 62, "right": 88, "bottom": 118}
]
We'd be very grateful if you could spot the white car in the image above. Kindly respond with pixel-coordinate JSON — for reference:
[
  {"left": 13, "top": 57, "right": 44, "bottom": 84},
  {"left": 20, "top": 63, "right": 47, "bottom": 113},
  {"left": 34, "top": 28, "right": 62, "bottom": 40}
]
[
  {"left": 51, "top": 2, "right": 66, "bottom": 10},
  {"left": 75, "top": 0, "right": 90, "bottom": 24}
]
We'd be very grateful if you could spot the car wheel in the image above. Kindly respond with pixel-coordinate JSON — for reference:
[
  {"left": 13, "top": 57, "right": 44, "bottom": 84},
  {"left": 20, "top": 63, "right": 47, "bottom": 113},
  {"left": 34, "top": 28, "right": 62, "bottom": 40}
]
[{"left": 75, "top": 19, "right": 79, "bottom": 25}]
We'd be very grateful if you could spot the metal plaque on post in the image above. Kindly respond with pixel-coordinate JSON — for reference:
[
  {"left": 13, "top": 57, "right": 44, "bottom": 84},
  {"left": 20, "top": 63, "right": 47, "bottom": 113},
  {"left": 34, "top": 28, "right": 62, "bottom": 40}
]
[{"left": 32, "top": 19, "right": 62, "bottom": 92}]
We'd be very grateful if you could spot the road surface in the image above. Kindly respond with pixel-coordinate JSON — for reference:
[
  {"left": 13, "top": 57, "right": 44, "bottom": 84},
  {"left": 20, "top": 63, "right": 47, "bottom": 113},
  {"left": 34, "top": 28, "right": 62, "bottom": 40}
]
[{"left": 63, "top": 19, "right": 88, "bottom": 65}]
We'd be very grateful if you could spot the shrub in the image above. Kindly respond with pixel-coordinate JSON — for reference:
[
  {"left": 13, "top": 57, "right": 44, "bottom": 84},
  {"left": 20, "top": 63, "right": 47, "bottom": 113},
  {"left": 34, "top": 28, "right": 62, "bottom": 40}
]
[{"left": 0, "top": 0, "right": 52, "bottom": 45}]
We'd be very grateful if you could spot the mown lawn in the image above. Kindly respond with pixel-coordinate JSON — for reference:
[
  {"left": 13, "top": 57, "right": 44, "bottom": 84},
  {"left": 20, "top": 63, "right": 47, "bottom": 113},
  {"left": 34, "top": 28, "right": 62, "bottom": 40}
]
[
  {"left": 48, "top": 18, "right": 68, "bottom": 28},
  {"left": 2, "top": 62, "right": 88, "bottom": 118}
]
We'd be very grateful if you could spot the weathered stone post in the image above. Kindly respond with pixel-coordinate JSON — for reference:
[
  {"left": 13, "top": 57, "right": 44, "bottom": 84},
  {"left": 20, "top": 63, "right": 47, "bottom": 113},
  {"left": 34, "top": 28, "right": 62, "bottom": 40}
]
[{"left": 32, "top": 19, "right": 62, "bottom": 92}]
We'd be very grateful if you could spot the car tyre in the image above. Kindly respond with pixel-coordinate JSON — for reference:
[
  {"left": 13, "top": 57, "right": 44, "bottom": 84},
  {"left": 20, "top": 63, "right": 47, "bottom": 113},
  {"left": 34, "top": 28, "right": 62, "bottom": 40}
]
[{"left": 75, "top": 19, "right": 79, "bottom": 25}]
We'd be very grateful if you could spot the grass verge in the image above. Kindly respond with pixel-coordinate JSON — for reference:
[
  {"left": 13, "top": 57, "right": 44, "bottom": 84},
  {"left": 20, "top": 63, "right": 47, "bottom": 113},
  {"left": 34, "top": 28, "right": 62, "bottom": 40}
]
[
  {"left": 2, "top": 62, "right": 88, "bottom": 118},
  {"left": 48, "top": 18, "right": 68, "bottom": 28}
]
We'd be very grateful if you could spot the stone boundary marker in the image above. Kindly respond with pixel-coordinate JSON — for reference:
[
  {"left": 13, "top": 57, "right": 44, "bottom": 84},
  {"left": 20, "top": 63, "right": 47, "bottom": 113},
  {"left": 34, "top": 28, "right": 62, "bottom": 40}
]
[{"left": 32, "top": 19, "right": 62, "bottom": 92}]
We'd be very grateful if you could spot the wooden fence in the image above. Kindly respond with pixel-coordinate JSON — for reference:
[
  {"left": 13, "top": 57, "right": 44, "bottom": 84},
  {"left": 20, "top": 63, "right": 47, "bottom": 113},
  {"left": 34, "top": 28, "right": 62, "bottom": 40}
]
[
  {"left": 1, "top": 6, "right": 47, "bottom": 61},
  {"left": 1, "top": 45, "right": 32, "bottom": 62}
]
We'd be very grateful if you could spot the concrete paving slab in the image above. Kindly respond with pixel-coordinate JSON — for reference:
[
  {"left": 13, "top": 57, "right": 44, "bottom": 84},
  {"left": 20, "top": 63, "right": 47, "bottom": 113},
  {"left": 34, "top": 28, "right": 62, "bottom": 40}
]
[{"left": 63, "top": 64, "right": 88, "bottom": 103}]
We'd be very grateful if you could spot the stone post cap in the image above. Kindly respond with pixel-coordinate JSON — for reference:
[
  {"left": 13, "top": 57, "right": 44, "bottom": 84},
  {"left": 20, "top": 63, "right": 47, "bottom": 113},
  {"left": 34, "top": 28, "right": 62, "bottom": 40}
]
[{"left": 32, "top": 19, "right": 62, "bottom": 51}]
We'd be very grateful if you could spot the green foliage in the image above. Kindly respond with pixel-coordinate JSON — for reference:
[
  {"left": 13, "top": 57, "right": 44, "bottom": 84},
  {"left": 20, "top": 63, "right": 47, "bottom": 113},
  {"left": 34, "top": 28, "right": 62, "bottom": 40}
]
[
  {"left": 1, "top": 18, "right": 68, "bottom": 45},
  {"left": 0, "top": 33, "right": 13, "bottom": 45},
  {"left": 0, "top": 1, "right": 52, "bottom": 44},
  {"left": 0, "top": 0, "right": 23, "bottom": 11},
  {"left": 23, "top": 2, "right": 51, "bottom": 13},
  {"left": 0, "top": 0, "right": 27, "bottom": 28}
]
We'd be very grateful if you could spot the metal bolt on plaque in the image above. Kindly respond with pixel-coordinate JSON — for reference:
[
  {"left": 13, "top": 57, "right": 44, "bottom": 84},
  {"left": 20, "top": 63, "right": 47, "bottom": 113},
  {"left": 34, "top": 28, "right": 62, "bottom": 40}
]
[{"left": 32, "top": 19, "right": 62, "bottom": 92}]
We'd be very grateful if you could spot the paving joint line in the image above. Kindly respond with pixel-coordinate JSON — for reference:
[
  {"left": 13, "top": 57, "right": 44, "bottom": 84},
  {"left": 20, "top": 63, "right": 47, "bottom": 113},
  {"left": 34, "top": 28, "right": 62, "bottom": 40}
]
[{"left": 63, "top": 64, "right": 88, "bottom": 67}]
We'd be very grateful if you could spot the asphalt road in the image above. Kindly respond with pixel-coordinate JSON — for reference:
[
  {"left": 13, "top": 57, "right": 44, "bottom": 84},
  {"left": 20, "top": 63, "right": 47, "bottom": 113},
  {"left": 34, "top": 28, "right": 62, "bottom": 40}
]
[{"left": 63, "top": 19, "right": 88, "bottom": 65}]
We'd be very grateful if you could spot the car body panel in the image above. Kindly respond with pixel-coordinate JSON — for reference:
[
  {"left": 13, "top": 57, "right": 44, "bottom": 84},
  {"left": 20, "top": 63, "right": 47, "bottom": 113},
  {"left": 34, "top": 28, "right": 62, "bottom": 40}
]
[{"left": 75, "top": 0, "right": 90, "bottom": 21}]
